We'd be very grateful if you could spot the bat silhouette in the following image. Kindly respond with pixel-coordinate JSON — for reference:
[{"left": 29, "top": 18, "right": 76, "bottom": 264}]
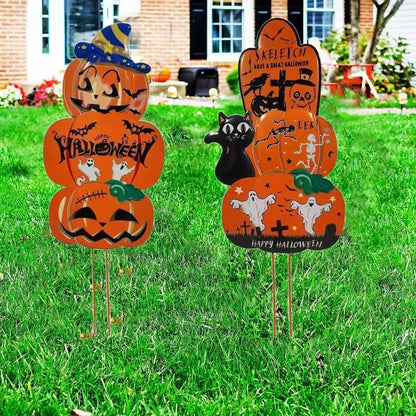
[
  {"left": 285, "top": 185, "right": 297, "bottom": 192},
  {"left": 122, "top": 88, "right": 147, "bottom": 99},
  {"left": 242, "top": 57, "right": 252, "bottom": 76},
  {"left": 70, "top": 122, "right": 97, "bottom": 137},
  {"left": 263, "top": 27, "right": 284, "bottom": 41},
  {"left": 129, "top": 109, "right": 142, "bottom": 116},
  {"left": 123, "top": 120, "right": 155, "bottom": 135}
]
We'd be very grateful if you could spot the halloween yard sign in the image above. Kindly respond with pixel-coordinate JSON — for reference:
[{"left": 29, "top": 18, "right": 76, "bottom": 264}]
[
  {"left": 205, "top": 18, "right": 345, "bottom": 337},
  {"left": 44, "top": 23, "right": 164, "bottom": 336}
]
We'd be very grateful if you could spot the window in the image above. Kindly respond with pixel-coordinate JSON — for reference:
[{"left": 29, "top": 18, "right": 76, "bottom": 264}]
[
  {"left": 210, "top": 0, "right": 243, "bottom": 57},
  {"left": 208, "top": 0, "right": 253, "bottom": 61},
  {"left": 113, "top": 2, "right": 120, "bottom": 22},
  {"left": 65, "top": 0, "right": 101, "bottom": 63},
  {"left": 190, "top": 0, "right": 257, "bottom": 61},
  {"left": 42, "top": 0, "right": 50, "bottom": 53},
  {"left": 306, "top": 0, "right": 334, "bottom": 41}
]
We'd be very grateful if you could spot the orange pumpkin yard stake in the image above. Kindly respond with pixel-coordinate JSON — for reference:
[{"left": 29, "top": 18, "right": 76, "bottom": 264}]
[
  {"left": 44, "top": 23, "right": 164, "bottom": 336},
  {"left": 206, "top": 18, "right": 345, "bottom": 338}
]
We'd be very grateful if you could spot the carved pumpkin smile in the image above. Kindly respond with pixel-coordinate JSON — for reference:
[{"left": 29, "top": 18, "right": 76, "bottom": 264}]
[
  {"left": 50, "top": 181, "right": 154, "bottom": 249},
  {"left": 60, "top": 219, "right": 148, "bottom": 243},
  {"left": 69, "top": 97, "right": 129, "bottom": 113}
]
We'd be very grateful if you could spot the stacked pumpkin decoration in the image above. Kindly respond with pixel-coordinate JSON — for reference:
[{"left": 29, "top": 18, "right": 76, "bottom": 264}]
[
  {"left": 44, "top": 23, "right": 164, "bottom": 336},
  {"left": 205, "top": 18, "right": 345, "bottom": 336}
]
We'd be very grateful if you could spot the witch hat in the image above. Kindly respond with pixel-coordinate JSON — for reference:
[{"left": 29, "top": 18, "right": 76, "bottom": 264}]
[{"left": 74, "top": 22, "right": 151, "bottom": 73}]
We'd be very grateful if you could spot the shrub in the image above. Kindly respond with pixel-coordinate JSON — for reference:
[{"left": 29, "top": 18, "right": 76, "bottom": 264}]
[
  {"left": 226, "top": 66, "right": 240, "bottom": 96},
  {"left": 372, "top": 35, "right": 416, "bottom": 94},
  {"left": 27, "top": 79, "right": 63, "bottom": 106},
  {"left": 322, "top": 29, "right": 416, "bottom": 94},
  {"left": 0, "top": 83, "right": 27, "bottom": 108}
]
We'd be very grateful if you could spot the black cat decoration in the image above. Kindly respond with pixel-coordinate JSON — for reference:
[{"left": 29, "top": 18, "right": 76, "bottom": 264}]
[{"left": 204, "top": 111, "right": 255, "bottom": 185}]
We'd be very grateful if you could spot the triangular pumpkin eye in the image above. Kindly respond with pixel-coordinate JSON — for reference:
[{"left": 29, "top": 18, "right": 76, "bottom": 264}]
[
  {"left": 70, "top": 207, "right": 97, "bottom": 220},
  {"left": 110, "top": 209, "right": 138, "bottom": 222}
]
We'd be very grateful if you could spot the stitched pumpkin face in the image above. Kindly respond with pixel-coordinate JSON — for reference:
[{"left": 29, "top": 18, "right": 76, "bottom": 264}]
[
  {"left": 63, "top": 60, "right": 149, "bottom": 117},
  {"left": 50, "top": 182, "right": 153, "bottom": 249}
]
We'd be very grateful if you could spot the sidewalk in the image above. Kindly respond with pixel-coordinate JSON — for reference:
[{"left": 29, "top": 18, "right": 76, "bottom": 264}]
[
  {"left": 338, "top": 107, "right": 416, "bottom": 115},
  {"left": 148, "top": 94, "right": 223, "bottom": 107}
]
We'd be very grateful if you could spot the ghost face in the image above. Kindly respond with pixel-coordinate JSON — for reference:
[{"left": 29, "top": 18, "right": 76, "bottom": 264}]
[
  {"left": 248, "top": 191, "right": 258, "bottom": 202},
  {"left": 307, "top": 197, "right": 316, "bottom": 207},
  {"left": 289, "top": 83, "right": 316, "bottom": 109}
]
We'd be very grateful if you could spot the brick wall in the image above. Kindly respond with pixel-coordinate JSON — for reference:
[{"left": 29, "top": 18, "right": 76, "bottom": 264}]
[
  {"left": 0, "top": 0, "right": 27, "bottom": 84},
  {"left": 131, "top": 0, "right": 238, "bottom": 95},
  {"left": 359, "top": 0, "right": 374, "bottom": 35},
  {"left": 132, "top": 0, "right": 289, "bottom": 95},
  {"left": 271, "top": 0, "right": 287, "bottom": 19}
]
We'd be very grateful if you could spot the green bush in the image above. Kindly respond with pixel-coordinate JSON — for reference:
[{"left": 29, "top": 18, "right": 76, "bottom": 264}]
[
  {"left": 372, "top": 35, "right": 416, "bottom": 94},
  {"left": 226, "top": 66, "right": 240, "bottom": 96},
  {"left": 322, "top": 29, "right": 416, "bottom": 94}
]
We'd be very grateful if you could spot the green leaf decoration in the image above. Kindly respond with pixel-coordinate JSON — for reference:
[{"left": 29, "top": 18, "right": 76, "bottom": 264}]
[
  {"left": 290, "top": 169, "right": 334, "bottom": 194},
  {"left": 105, "top": 180, "right": 145, "bottom": 202}
]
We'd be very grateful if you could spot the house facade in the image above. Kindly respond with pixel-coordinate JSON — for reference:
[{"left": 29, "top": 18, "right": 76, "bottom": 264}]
[
  {"left": 0, "top": 0, "right": 375, "bottom": 94},
  {"left": 385, "top": 1, "right": 416, "bottom": 66}
]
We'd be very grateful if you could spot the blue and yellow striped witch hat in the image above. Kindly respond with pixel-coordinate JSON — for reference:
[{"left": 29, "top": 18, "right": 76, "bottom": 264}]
[{"left": 74, "top": 22, "right": 151, "bottom": 73}]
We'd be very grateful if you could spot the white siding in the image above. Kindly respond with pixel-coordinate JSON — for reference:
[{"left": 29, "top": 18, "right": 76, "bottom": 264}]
[{"left": 385, "top": 1, "right": 416, "bottom": 71}]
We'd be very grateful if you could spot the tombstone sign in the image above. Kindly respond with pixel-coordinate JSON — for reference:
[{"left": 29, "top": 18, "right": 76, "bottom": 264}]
[
  {"left": 239, "top": 18, "right": 321, "bottom": 125},
  {"left": 43, "top": 23, "right": 164, "bottom": 336}
]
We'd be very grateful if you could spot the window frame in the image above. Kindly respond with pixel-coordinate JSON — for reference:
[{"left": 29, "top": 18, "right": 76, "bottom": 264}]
[
  {"left": 41, "top": 0, "right": 50, "bottom": 54},
  {"left": 303, "top": 0, "right": 344, "bottom": 42},
  {"left": 207, "top": 0, "right": 254, "bottom": 62}
]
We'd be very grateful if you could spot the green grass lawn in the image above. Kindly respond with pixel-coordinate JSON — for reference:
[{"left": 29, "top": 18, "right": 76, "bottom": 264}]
[{"left": 0, "top": 101, "right": 416, "bottom": 415}]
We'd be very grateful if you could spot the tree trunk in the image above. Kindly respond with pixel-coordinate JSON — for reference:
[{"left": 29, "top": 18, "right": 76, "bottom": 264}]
[
  {"left": 362, "top": 0, "right": 405, "bottom": 64},
  {"left": 348, "top": 0, "right": 360, "bottom": 64}
]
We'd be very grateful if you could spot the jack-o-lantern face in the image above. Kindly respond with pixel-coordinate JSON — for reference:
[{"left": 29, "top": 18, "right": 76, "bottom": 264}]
[
  {"left": 289, "top": 82, "right": 316, "bottom": 109},
  {"left": 50, "top": 181, "right": 153, "bottom": 249},
  {"left": 63, "top": 60, "right": 149, "bottom": 117},
  {"left": 251, "top": 92, "right": 285, "bottom": 118}
]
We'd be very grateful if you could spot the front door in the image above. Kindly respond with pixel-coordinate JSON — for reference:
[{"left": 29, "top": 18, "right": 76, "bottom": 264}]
[
  {"left": 26, "top": 0, "right": 65, "bottom": 83},
  {"left": 65, "top": 0, "right": 121, "bottom": 63},
  {"left": 26, "top": 0, "right": 137, "bottom": 83}
]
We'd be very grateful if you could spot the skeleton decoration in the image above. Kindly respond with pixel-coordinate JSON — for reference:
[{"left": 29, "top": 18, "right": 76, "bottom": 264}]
[
  {"left": 44, "top": 23, "right": 164, "bottom": 336},
  {"left": 205, "top": 18, "right": 345, "bottom": 337}
]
